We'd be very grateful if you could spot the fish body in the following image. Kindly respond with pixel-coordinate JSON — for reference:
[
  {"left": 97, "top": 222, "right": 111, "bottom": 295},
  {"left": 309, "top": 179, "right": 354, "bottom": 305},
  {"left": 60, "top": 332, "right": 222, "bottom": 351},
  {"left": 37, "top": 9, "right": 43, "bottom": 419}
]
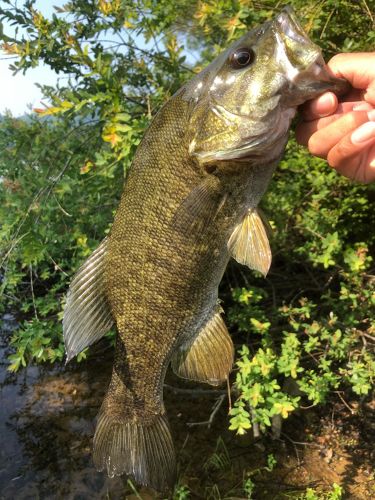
[{"left": 63, "top": 7, "right": 348, "bottom": 492}]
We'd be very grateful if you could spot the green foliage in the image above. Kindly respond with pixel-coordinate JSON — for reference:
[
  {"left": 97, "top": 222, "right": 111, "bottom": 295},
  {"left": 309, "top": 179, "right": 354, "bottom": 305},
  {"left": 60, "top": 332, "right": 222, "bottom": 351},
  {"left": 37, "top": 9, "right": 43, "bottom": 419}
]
[
  {"left": 241, "top": 453, "right": 277, "bottom": 499},
  {"left": 0, "top": 111, "right": 121, "bottom": 365},
  {"left": 173, "top": 484, "right": 190, "bottom": 500},
  {"left": 0, "top": 0, "right": 373, "bottom": 456},
  {"left": 299, "top": 483, "right": 343, "bottom": 500},
  {"left": 228, "top": 143, "right": 374, "bottom": 433},
  {"left": 204, "top": 437, "right": 231, "bottom": 473},
  {"left": 7, "top": 318, "right": 64, "bottom": 371}
]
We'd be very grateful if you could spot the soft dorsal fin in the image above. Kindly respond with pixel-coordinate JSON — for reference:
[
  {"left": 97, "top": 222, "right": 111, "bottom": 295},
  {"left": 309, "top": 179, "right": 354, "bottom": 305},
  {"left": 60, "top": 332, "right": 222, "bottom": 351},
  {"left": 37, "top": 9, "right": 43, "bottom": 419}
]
[
  {"left": 63, "top": 237, "right": 114, "bottom": 362},
  {"left": 228, "top": 208, "right": 271, "bottom": 276},
  {"left": 171, "top": 307, "right": 234, "bottom": 386}
]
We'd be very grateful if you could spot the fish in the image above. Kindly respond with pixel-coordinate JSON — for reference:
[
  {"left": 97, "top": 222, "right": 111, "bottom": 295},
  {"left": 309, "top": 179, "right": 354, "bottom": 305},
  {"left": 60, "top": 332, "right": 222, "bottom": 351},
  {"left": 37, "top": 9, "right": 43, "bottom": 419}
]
[{"left": 63, "top": 6, "right": 348, "bottom": 492}]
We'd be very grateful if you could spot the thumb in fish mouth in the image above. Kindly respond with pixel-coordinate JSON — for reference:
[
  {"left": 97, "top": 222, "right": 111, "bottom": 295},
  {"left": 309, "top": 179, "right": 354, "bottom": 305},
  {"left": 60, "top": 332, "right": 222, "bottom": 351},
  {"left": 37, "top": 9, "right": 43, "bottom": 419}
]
[
  {"left": 274, "top": 6, "right": 350, "bottom": 105},
  {"left": 283, "top": 58, "right": 350, "bottom": 108}
]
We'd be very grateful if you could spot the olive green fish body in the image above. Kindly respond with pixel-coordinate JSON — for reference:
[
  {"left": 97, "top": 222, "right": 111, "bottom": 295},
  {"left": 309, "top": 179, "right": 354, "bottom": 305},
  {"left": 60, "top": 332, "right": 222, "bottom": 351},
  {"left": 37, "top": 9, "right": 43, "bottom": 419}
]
[
  {"left": 63, "top": 6, "right": 349, "bottom": 492},
  {"left": 103, "top": 94, "right": 275, "bottom": 408}
]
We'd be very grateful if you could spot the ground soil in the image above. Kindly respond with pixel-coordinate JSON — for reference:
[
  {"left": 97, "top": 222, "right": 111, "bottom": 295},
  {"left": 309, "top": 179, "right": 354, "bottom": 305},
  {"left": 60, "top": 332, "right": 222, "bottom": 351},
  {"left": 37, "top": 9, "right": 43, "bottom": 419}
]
[{"left": 160, "top": 371, "right": 375, "bottom": 499}]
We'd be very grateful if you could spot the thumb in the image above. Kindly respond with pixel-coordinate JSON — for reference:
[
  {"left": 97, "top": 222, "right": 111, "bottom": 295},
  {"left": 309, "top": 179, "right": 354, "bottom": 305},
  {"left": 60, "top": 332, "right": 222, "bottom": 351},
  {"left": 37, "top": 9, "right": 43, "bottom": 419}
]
[{"left": 327, "top": 53, "right": 375, "bottom": 105}]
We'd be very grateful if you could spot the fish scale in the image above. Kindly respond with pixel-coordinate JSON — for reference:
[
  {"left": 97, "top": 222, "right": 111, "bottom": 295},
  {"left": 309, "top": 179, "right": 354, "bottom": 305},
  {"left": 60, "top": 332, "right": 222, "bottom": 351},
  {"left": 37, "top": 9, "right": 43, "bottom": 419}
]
[{"left": 63, "top": 6, "right": 349, "bottom": 492}]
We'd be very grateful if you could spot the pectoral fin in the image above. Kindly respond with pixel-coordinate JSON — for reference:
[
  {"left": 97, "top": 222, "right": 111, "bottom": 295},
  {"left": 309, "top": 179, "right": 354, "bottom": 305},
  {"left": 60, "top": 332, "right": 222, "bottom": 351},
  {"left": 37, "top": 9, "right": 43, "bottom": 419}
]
[
  {"left": 171, "top": 176, "right": 226, "bottom": 235},
  {"left": 171, "top": 308, "right": 234, "bottom": 386},
  {"left": 228, "top": 208, "right": 272, "bottom": 276},
  {"left": 63, "top": 237, "right": 114, "bottom": 362}
]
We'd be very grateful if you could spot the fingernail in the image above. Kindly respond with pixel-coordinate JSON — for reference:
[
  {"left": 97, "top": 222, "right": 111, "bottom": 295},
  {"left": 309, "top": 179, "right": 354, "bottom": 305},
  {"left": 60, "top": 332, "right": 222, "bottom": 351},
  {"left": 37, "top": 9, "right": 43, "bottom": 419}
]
[
  {"left": 353, "top": 102, "right": 373, "bottom": 111},
  {"left": 368, "top": 109, "right": 375, "bottom": 121},
  {"left": 351, "top": 122, "right": 375, "bottom": 144},
  {"left": 317, "top": 93, "right": 336, "bottom": 117}
]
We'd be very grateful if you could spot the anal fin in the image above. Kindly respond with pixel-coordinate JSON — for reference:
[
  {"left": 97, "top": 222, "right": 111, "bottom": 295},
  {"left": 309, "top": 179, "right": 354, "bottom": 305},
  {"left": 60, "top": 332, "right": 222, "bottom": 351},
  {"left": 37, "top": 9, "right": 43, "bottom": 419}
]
[
  {"left": 63, "top": 237, "right": 114, "bottom": 362},
  {"left": 171, "top": 308, "right": 234, "bottom": 386},
  {"left": 228, "top": 208, "right": 272, "bottom": 276}
]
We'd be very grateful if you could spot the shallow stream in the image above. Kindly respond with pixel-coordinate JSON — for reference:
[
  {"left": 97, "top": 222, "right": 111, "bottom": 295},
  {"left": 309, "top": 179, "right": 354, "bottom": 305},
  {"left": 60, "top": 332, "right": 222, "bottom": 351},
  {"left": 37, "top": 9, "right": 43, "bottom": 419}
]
[{"left": 0, "top": 314, "right": 130, "bottom": 499}]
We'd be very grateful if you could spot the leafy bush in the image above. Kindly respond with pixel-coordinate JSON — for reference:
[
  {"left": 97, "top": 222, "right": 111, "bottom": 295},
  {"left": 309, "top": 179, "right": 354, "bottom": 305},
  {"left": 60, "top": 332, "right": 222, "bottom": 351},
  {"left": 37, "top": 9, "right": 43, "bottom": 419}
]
[
  {"left": 0, "top": 0, "right": 374, "bottom": 439},
  {"left": 228, "top": 143, "right": 374, "bottom": 433}
]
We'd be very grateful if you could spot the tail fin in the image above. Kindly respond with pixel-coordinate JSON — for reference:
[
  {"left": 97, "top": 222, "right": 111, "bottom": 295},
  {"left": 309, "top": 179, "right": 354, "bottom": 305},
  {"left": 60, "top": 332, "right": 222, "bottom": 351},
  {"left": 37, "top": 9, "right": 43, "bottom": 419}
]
[{"left": 93, "top": 411, "right": 176, "bottom": 492}]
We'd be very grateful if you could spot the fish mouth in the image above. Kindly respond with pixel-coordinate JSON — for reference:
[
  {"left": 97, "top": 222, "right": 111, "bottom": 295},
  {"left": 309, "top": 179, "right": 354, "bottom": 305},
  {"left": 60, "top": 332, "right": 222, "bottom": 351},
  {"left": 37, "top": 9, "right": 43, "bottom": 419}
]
[
  {"left": 276, "top": 6, "right": 312, "bottom": 46},
  {"left": 275, "top": 6, "right": 350, "bottom": 104}
]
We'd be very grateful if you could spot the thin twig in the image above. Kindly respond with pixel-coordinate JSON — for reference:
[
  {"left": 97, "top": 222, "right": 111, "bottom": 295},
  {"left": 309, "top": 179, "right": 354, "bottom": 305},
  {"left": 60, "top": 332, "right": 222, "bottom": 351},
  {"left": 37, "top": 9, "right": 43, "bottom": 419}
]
[
  {"left": 53, "top": 194, "right": 72, "bottom": 217},
  {"left": 320, "top": 8, "right": 335, "bottom": 40},
  {"left": 0, "top": 232, "right": 29, "bottom": 269},
  {"left": 279, "top": 433, "right": 323, "bottom": 449},
  {"left": 279, "top": 433, "right": 304, "bottom": 466},
  {"left": 181, "top": 433, "right": 190, "bottom": 452},
  {"left": 126, "top": 479, "right": 143, "bottom": 499},
  {"left": 29, "top": 264, "right": 38, "bottom": 320},
  {"left": 146, "top": 94, "right": 151, "bottom": 119},
  {"left": 187, "top": 394, "right": 226, "bottom": 428},
  {"left": 250, "top": 405, "right": 260, "bottom": 439},
  {"left": 362, "top": 0, "right": 374, "bottom": 22},
  {"left": 335, "top": 391, "right": 356, "bottom": 415},
  {"left": 47, "top": 253, "right": 68, "bottom": 276},
  {"left": 227, "top": 377, "right": 232, "bottom": 412},
  {"left": 163, "top": 383, "right": 225, "bottom": 396}
]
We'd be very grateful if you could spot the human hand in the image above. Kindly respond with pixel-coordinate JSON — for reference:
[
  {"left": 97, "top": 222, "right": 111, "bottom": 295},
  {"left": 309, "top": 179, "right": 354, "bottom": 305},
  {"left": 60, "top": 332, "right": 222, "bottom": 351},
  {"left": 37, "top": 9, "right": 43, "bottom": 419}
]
[{"left": 296, "top": 52, "right": 375, "bottom": 183}]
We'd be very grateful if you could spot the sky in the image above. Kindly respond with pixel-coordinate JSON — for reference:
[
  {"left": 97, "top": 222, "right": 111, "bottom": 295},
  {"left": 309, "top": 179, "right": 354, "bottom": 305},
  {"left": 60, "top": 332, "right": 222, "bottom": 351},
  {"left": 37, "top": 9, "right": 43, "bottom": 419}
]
[{"left": 0, "top": 0, "right": 65, "bottom": 116}]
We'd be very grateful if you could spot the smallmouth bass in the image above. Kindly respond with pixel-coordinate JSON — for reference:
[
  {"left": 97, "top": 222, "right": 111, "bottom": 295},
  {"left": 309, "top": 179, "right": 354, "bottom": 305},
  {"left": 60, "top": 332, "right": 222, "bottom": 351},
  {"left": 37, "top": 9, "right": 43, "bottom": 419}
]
[{"left": 63, "top": 7, "right": 348, "bottom": 492}]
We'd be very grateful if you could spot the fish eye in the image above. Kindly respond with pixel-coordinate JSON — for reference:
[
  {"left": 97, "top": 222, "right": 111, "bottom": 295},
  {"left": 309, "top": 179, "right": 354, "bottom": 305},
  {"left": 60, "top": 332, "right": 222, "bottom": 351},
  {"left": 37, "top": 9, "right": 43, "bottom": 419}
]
[{"left": 229, "top": 48, "right": 255, "bottom": 69}]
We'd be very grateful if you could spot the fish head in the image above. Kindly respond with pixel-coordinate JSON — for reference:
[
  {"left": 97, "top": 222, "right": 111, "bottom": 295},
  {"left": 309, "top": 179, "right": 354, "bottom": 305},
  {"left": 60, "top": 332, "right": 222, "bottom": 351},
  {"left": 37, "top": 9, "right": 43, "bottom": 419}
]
[{"left": 182, "top": 6, "right": 349, "bottom": 166}]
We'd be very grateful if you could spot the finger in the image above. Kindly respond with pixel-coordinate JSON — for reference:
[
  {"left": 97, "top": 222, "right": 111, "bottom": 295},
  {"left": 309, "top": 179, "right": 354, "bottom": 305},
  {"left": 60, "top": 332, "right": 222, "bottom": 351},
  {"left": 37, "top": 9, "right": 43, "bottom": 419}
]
[
  {"left": 300, "top": 92, "right": 337, "bottom": 121},
  {"left": 328, "top": 53, "right": 375, "bottom": 89},
  {"left": 352, "top": 102, "right": 374, "bottom": 112},
  {"left": 295, "top": 109, "right": 370, "bottom": 148},
  {"left": 305, "top": 111, "right": 370, "bottom": 157},
  {"left": 328, "top": 53, "right": 375, "bottom": 106},
  {"left": 314, "top": 101, "right": 373, "bottom": 129},
  {"left": 338, "top": 88, "right": 364, "bottom": 103},
  {"left": 297, "top": 102, "right": 373, "bottom": 144},
  {"left": 327, "top": 121, "right": 375, "bottom": 183}
]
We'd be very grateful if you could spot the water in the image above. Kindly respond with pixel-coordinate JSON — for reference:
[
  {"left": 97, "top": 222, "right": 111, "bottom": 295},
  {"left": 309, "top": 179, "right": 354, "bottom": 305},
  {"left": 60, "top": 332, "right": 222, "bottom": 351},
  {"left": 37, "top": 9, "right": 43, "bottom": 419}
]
[{"left": 0, "top": 314, "right": 128, "bottom": 499}]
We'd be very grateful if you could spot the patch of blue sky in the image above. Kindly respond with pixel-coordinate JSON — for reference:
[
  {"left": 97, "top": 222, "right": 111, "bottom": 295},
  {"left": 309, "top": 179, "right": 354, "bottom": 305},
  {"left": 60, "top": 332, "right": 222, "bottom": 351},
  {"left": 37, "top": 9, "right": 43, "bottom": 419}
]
[
  {"left": 0, "top": 1, "right": 199, "bottom": 116},
  {"left": 0, "top": 0, "right": 66, "bottom": 115}
]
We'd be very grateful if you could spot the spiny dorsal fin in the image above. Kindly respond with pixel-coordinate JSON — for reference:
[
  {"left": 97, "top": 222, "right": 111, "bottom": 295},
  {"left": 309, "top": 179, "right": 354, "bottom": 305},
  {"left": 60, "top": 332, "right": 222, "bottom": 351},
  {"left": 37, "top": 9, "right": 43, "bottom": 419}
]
[
  {"left": 228, "top": 208, "right": 272, "bottom": 276},
  {"left": 63, "top": 237, "right": 114, "bottom": 362},
  {"left": 171, "top": 308, "right": 234, "bottom": 386}
]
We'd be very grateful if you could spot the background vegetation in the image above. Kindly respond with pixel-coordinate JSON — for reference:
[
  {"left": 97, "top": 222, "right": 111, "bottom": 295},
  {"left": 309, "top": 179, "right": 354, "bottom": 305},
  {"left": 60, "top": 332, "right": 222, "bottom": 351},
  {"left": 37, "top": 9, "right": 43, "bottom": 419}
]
[{"left": 0, "top": 0, "right": 374, "bottom": 497}]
